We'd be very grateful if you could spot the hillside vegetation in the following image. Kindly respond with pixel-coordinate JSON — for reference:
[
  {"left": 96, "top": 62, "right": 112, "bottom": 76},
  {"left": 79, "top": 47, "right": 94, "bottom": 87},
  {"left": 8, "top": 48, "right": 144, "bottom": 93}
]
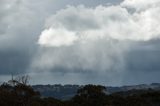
[{"left": 0, "top": 77, "right": 160, "bottom": 106}]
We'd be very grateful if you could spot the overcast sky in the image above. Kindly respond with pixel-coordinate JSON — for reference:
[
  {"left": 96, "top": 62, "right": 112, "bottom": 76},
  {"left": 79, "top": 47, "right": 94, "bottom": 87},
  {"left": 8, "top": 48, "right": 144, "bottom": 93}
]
[{"left": 0, "top": 0, "right": 160, "bottom": 86}]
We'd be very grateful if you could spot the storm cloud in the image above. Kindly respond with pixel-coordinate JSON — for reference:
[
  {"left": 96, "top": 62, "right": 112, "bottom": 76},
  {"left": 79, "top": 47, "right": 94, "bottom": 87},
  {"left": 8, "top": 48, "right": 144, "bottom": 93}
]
[{"left": 0, "top": 0, "right": 160, "bottom": 85}]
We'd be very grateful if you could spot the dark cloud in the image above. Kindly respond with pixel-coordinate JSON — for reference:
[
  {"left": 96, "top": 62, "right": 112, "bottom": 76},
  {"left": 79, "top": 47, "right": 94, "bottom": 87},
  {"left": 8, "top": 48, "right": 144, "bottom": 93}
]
[
  {"left": 126, "top": 50, "right": 160, "bottom": 72},
  {"left": 125, "top": 39, "right": 160, "bottom": 72},
  {"left": 0, "top": 50, "right": 33, "bottom": 75}
]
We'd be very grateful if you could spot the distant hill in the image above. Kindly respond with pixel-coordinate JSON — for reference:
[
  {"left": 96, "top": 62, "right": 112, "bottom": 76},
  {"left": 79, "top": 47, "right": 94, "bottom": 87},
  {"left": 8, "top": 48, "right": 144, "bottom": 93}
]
[
  {"left": 32, "top": 84, "right": 81, "bottom": 100},
  {"left": 107, "top": 83, "right": 160, "bottom": 93},
  {"left": 32, "top": 83, "right": 160, "bottom": 100}
]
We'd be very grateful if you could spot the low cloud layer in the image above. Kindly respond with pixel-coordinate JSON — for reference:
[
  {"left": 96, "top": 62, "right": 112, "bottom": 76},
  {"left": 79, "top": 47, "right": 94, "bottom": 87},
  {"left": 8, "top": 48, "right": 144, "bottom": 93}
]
[{"left": 1, "top": 0, "right": 160, "bottom": 85}]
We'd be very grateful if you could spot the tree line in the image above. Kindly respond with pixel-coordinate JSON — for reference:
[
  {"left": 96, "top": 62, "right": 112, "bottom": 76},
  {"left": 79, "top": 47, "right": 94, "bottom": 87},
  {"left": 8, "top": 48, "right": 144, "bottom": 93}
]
[{"left": 0, "top": 76, "right": 160, "bottom": 106}]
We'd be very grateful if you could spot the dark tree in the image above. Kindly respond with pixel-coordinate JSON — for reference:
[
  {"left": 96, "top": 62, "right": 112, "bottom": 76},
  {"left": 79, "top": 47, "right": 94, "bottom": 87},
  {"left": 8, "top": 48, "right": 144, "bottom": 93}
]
[{"left": 72, "top": 85, "right": 107, "bottom": 106}]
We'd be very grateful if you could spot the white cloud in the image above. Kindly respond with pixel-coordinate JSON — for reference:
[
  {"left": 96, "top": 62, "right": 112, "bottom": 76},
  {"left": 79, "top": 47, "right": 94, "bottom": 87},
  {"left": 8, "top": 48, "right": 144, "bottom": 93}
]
[
  {"left": 121, "top": 0, "right": 160, "bottom": 11},
  {"left": 34, "top": 0, "right": 160, "bottom": 76},
  {"left": 38, "top": 28, "right": 78, "bottom": 47},
  {"left": 38, "top": 1, "right": 160, "bottom": 48}
]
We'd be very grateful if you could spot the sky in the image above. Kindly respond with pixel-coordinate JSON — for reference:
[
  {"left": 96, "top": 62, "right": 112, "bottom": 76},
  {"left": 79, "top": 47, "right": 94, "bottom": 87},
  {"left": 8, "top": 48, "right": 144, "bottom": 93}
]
[{"left": 0, "top": 0, "right": 160, "bottom": 86}]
